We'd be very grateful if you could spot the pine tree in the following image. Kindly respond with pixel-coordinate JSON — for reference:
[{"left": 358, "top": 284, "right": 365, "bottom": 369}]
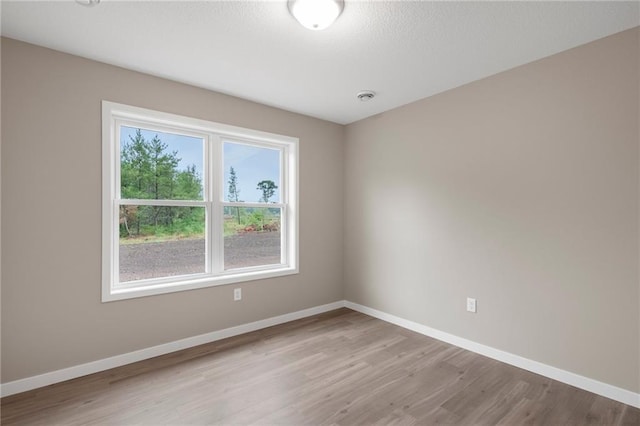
[
  {"left": 228, "top": 166, "right": 241, "bottom": 224},
  {"left": 120, "top": 129, "right": 203, "bottom": 236}
]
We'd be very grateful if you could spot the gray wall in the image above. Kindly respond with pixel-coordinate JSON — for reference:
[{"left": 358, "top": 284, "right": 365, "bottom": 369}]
[
  {"left": 344, "top": 27, "right": 639, "bottom": 393},
  {"left": 1, "top": 38, "right": 345, "bottom": 382},
  {"left": 3, "top": 27, "right": 640, "bottom": 395}
]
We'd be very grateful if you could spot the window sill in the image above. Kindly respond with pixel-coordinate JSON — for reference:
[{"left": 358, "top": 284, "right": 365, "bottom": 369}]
[{"left": 102, "top": 266, "right": 299, "bottom": 302}]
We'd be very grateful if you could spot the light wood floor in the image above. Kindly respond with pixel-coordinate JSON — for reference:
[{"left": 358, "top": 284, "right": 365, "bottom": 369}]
[{"left": 2, "top": 308, "right": 639, "bottom": 425}]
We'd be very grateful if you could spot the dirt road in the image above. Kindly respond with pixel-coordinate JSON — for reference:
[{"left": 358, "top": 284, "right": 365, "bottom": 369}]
[{"left": 119, "top": 232, "right": 281, "bottom": 282}]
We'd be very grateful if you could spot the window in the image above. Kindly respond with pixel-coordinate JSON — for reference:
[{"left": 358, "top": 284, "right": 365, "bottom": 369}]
[{"left": 102, "top": 101, "right": 298, "bottom": 301}]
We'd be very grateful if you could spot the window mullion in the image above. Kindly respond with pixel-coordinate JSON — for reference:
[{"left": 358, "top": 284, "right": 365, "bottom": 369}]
[{"left": 209, "top": 134, "right": 224, "bottom": 274}]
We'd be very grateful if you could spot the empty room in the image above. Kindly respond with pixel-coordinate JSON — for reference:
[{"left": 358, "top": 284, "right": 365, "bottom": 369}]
[{"left": 1, "top": 1, "right": 639, "bottom": 424}]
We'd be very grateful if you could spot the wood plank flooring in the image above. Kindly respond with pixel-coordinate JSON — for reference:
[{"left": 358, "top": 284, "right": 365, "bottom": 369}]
[{"left": 2, "top": 308, "right": 639, "bottom": 425}]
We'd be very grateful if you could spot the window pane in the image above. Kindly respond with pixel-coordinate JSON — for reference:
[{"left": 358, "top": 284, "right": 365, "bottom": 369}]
[
  {"left": 223, "top": 142, "right": 281, "bottom": 203},
  {"left": 120, "top": 126, "right": 204, "bottom": 200},
  {"left": 224, "top": 207, "right": 281, "bottom": 270},
  {"left": 119, "top": 205, "right": 206, "bottom": 282}
]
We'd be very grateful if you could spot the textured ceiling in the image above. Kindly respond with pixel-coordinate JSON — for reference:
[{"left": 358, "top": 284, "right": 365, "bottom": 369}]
[{"left": 2, "top": 1, "right": 639, "bottom": 124}]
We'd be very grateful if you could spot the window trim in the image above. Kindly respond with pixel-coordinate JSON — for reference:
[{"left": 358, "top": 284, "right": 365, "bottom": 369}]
[{"left": 102, "top": 101, "right": 299, "bottom": 302}]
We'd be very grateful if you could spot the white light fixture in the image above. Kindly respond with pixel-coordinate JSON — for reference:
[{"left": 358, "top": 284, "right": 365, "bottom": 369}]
[
  {"left": 288, "top": 0, "right": 344, "bottom": 31},
  {"left": 76, "top": 0, "right": 100, "bottom": 6}
]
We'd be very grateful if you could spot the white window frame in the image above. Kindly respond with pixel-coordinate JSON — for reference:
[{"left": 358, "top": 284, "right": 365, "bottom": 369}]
[{"left": 102, "top": 101, "right": 298, "bottom": 302}]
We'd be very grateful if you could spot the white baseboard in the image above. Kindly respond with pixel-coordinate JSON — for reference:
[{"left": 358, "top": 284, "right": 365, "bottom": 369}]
[
  {"left": 3, "top": 299, "right": 639, "bottom": 409},
  {"left": 0, "top": 301, "right": 345, "bottom": 398},
  {"left": 344, "top": 301, "right": 640, "bottom": 409}
]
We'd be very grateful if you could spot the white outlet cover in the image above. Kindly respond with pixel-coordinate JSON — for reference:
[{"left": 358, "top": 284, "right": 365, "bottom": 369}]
[
  {"left": 234, "top": 288, "right": 242, "bottom": 301},
  {"left": 467, "top": 297, "right": 477, "bottom": 313}
]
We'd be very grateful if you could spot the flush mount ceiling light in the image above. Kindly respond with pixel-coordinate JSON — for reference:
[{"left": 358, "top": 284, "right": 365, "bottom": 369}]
[
  {"left": 288, "top": 0, "right": 344, "bottom": 31},
  {"left": 75, "top": 0, "right": 100, "bottom": 6}
]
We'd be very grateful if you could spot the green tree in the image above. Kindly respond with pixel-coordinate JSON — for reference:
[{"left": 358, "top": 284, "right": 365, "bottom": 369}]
[
  {"left": 121, "top": 129, "right": 180, "bottom": 201},
  {"left": 228, "top": 167, "right": 240, "bottom": 201},
  {"left": 176, "top": 164, "right": 202, "bottom": 200},
  {"left": 148, "top": 134, "right": 179, "bottom": 201},
  {"left": 120, "top": 129, "right": 152, "bottom": 200},
  {"left": 228, "top": 166, "right": 241, "bottom": 224},
  {"left": 257, "top": 180, "right": 278, "bottom": 203},
  {"left": 120, "top": 129, "right": 203, "bottom": 238}
]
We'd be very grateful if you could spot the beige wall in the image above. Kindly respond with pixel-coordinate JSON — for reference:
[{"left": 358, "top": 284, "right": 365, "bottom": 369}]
[
  {"left": 1, "top": 38, "right": 345, "bottom": 382},
  {"left": 345, "top": 28, "right": 640, "bottom": 393},
  {"left": 2, "top": 27, "right": 639, "bottom": 395}
]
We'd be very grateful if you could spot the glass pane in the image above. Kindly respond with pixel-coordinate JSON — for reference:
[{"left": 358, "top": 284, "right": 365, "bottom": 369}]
[
  {"left": 119, "top": 205, "right": 206, "bottom": 282},
  {"left": 120, "top": 126, "right": 204, "bottom": 200},
  {"left": 224, "top": 207, "right": 282, "bottom": 270},
  {"left": 223, "top": 141, "right": 281, "bottom": 203}
]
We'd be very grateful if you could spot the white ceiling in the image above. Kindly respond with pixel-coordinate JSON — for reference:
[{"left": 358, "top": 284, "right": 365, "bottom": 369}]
[{"left": 2, "top": 1, "right": 639, "bottom": 124}]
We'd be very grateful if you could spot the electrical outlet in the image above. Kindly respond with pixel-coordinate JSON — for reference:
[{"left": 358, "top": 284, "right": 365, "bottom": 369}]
[
  {"left": 466, "top": 297, "right": 477, "bottom": 313},
  {"left": 234, "top": 288, "right": 242, "bottom": 301}
]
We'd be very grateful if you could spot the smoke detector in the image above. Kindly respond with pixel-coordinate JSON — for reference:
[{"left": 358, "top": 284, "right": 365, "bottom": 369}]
[{"left": 357, "top": 91, "right": 376, "bottom": 102}]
